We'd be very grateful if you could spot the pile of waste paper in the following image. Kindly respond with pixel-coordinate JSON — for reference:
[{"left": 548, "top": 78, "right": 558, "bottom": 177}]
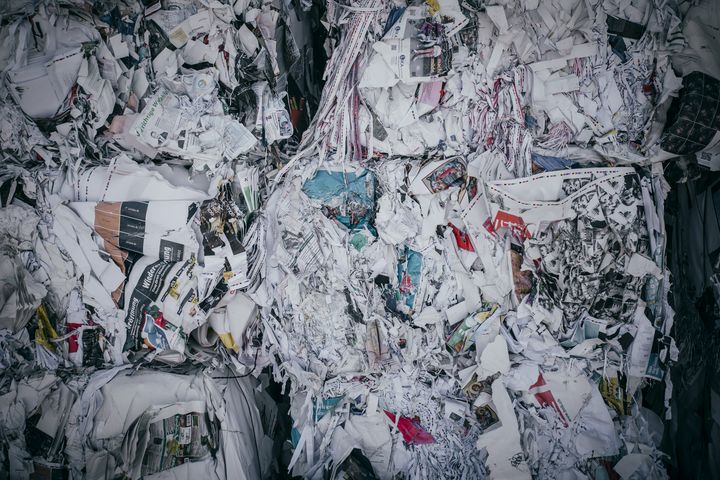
[
  {"left": 0, "top": 0, "right": 320, "bottom": 477},
  {"left": 1, "top": 0, "right": 719, "bottom": 478},
  {"left": 260, "top": 0, "right": 699, "bottom": 478}
]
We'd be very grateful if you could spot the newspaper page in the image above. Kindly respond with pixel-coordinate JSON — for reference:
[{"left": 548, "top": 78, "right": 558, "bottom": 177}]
[
  {"left": 60, "top": 155, "right": 210, "bottom": 202},
  {"left": 410, "top": 157, "right": 467, "bottom": 194},
  {"left": 141, "top": 410, "right": 215, "bottom": 475},
  {"left": 446, "top": 304, "right": 498, "bottom": 353},
  {"left": 69, "top": 200, "right": 198, "bottom": 263},
  {"left": 131, "top": 88, "right": 256, "bottom": 165},
  {"left": 122, "top": 257, "right": 202, "bottom": 353},
  {"left": 131, "top": 88, "right": 182, "bottom": 147},
  {"left": 373, "top": 5, "right": 452, "bottom": 83}
]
